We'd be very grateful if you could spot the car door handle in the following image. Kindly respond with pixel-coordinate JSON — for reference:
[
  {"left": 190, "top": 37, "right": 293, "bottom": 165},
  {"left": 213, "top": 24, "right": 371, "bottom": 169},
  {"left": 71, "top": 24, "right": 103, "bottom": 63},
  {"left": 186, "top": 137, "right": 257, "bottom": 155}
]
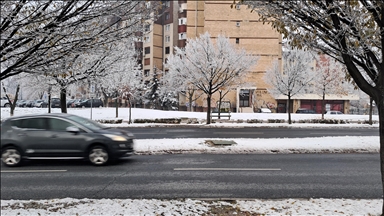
[
  {"left": 51, "top": 135, "right": 58, "bottom": 138},
  {"left": 17, "top": 133, "right": 26, "bottom": 137}
]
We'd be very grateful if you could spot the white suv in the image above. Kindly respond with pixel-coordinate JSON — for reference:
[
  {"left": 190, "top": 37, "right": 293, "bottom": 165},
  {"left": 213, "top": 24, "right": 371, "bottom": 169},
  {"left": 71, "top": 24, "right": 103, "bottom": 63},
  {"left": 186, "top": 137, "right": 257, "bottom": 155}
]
[{"left": 1, "top": 97, "right": 10, "bottom": 107}]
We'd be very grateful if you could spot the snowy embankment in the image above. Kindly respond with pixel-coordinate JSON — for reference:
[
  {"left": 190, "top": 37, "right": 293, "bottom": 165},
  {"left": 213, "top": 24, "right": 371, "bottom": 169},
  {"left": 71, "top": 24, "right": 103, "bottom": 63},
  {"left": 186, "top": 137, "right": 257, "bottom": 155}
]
[{"left": 1, "top": 198, "right": 381, "bottom": 215}]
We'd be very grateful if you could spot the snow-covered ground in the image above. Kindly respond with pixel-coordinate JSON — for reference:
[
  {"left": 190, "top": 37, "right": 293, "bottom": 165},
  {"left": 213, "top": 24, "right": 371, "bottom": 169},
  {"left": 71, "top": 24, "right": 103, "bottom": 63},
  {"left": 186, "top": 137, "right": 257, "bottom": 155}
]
[{"left": 1, "top": 107, "right": 382, "bottom": 215}]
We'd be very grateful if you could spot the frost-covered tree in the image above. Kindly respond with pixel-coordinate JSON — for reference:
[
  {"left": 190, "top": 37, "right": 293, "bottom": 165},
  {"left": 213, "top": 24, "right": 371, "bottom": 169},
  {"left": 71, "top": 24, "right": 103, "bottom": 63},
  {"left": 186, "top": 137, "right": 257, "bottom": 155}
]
[
  {"left": 265, "top": 48, "right": 315, "bottom": 124},
  {"left": 97, "top": 39, "right": 142, "bottom": 118},
  {"left": 34, "top": 37, "right": 139, "bottom": 113},
  {"left": 1, "top": 1, "right": 160, "bottom": 80},
  {"left": 143, "top": 68, "right": 161, "bottom": 109},
  {"left": 314, "top": 54, "right": 350, "bottom": 119},
  {"left": 166, "top": 32, "right": 257, "bottom": 124},
  {"left": 241, "top": 0, "right": 384, "bottom": 212},
  {"left": 161, "top": 70, "right": 202, "bottom": 112}
]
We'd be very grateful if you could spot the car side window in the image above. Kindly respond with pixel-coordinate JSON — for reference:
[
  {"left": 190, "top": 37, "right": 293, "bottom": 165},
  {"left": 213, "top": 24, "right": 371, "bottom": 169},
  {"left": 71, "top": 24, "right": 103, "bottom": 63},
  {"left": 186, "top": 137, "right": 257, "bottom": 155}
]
[
  {"left": 48, "top": 118, "right": 80, "bottom": 131},
  {"left": 12, "top": 118, "right": 47, "bottom": 130}
]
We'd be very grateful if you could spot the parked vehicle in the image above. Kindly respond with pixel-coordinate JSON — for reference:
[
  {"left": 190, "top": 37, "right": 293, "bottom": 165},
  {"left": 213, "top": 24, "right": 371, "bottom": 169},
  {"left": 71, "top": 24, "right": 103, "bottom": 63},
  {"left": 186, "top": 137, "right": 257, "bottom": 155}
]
[
  {"left": 1, "top": 97, "right": 10, "bottom": 107},
  {"left": 33, "top": 100, "right": 48, "bottom": 108},
  {"left": 296, "top": 109, "right": 316, "bottom": 114},
  {"left": 74, "top": 98, "right": 103, "bottom": 108},
  {"left": 0, "top": 113, "right": 135, "bottom": 167},
  {"left": 258, "top": 108, "right": 272, "bottom": 113},
  {"left": 24, "top": 100, "right": 35, "bottom": 108},
  {"left": 66, "top": 99, "right": 76, "bottom": 108},
  {"left": 51, "top": 98, "right": 61, "bottom": 108},
  {"left": 326, "top": 110, "right": 343, "bottom": 115},
  {"left": 16, "top": 100, "right": 27, "bottom": 107}
]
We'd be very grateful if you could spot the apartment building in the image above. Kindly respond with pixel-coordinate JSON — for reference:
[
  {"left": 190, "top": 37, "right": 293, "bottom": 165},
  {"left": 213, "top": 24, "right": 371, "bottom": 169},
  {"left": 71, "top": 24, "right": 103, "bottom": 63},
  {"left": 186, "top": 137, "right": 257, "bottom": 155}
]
[{"left": 138, "top": 0, "right": 283, "bottom": 113}]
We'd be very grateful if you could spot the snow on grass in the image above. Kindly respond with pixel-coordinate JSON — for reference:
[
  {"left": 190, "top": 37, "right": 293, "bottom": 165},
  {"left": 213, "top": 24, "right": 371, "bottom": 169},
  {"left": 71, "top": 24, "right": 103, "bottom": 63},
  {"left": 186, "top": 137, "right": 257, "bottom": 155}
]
[{"left": 1, "top": 198, "right": 381, "bottom": 215}]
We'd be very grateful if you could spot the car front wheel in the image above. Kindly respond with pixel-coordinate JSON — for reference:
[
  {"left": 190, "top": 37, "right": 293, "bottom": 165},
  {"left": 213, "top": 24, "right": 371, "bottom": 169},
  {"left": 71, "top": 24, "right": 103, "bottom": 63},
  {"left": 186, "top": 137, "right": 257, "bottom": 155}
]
[
  {"left": 88, "top": 146, "right": 109, "bottom": 166},
  {"left": 1, "top": 147, "right": 22, "bottom": 167},
  {"left": 4, "top": 103, "right": 10, "bottom": 107}
]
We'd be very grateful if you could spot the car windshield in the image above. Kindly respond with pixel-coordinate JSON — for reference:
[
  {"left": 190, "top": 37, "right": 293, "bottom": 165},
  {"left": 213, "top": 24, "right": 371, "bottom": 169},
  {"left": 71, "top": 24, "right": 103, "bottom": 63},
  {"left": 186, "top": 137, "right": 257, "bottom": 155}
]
[{"left": 67, "top": 115, "right": 108, "bottom": 130}]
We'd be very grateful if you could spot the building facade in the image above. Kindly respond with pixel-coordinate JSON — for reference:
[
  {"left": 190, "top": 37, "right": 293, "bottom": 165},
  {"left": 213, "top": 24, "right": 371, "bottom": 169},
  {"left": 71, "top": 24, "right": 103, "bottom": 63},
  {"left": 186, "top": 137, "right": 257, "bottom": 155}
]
[{"left": 137, "top": 1, "right": 357, "bottom": 114}]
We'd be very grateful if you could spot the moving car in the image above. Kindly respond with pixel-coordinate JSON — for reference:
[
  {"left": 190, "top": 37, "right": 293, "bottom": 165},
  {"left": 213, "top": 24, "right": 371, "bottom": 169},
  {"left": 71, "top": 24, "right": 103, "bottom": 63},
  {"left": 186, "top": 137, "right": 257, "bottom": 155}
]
[
  {"left": 74, "top": 98, "right": 103, "bottom": 108},
  {"left": 1, "top": 113, "right": 135, "bottom": 167}
]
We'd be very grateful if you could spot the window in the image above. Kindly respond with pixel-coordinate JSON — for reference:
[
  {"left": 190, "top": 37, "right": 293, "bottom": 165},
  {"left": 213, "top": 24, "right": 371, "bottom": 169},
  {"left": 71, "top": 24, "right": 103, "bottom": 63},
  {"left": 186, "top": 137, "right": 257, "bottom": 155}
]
[
  {"left": 165, "top": 70, "right": 169, "bottom": 74},
  {"left": 236, "top": 21, "right": 240, "bottom": 27},
  {"left": 236, "top": 5, "right": 240, "bottom": 10},
  {"left": 165, "top": 13, "right": 170, "bottom": 20},
  {"left": 165, "top": 24, "right": 170, "bottom": 31},
  {"left": 12, "top": 118, "right": 47, "bottom": 130},
  {"left": 236, "top": 38, "right": 239, "bottom": 44},
  {"left": 179, "top": 33, "right": 186, "bottom": 40},
  {"left": 164, "top": 1, "right": 170, "bottom": 7},
  {"left": 144, "top": 24, "right": 150, "bottom": 32},
  {"left": 144, "top": 36, "right": 150, "bottom": 43},
  {"left": 48, "top": 118, "right": 77, "bottom": 131},
  {"left": 165, "top": 35, "right": 170, "bottom": 42},
  {"left": 165, "top": 47, "right": 170, "bottom": 54},
  {"left": 178, "top": 18, "right": 187, "bottom": 25},
  {"left": 239, "top": 90, "right": 250, "bottom": 107},
  {"left": 144, "top": 69, "right": 150, "bottom": 77},
  {"left": 145, "top": 47, "right": 150, "bottom": 54},
  {"left": 144, "top": 58, "right": 150, "bottom": 65},
  {"left": 165, "top": 58, "right": 168, "bottom": 64}
]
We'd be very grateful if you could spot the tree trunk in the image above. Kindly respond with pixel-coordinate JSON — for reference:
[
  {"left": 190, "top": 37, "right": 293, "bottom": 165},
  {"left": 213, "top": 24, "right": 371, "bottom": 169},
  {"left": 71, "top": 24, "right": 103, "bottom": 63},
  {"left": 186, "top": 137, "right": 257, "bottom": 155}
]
[
  {"left": 369, "top": 97, "right": 373, "bottom": 125},
  {"left": 10, "top": 85, "right": 19, "bottom": 116},
  {"left": 206, "top": 95, "right": 212, "bottom": 124},
  {"left": 376, "top": 96, "right": 384, "bottom": 215},
  {"left": 10, "top": 85, "right": 20, "bottom": 116},
  {"left": 102, "top": 91, "right": 109, "bottom": 108},
  {"left": 321, "top": 91, "right": 325, "bottom": 119},
  {"left": 189, "top": 95, "right": 193, "bottom": 112},
  {"left": 218, "top": 91, "right": 222, "bottom": 119},
  {"left": 2, "top": 84, "right": 19, "bottom": 116},
  {"left": 60, "top": 88, "right": 67, "bottom": 113},
  {"left": 287, "top": 95, "right": 292, "bottom": 124},
  {"left": 48, "top": 88, "right": 51, "bottom": 114},
  {"left": 115, "top": 98, "right": 118, "bottom": 118}
]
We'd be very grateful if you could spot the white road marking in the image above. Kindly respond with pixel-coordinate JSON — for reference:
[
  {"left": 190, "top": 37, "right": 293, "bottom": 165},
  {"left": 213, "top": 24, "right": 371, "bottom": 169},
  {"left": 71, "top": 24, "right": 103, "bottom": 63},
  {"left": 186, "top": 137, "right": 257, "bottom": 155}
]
[
  {"left": 1, "top": 170, "right": 67, "bottom": 173},
  {"left": 133, "top": 132, "right": 168, "bottom": 134},
  {"left": 174, "top": 168, "right": 281, "bottom": 171},
  {"left": 213, "top": 132, "right": 264, "bottom": 135},
  {"left": 310, "top": 132, "right": 361, "bottom": 135}
]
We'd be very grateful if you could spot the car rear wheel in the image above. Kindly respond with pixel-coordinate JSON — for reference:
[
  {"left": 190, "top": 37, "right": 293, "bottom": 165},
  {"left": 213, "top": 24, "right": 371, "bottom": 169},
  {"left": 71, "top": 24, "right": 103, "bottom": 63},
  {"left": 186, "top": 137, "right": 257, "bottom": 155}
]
[
  {"left": 88, "top": 146, "right": 109, "bottom": 166},
  {"left": 4, "top": 103, "right": 10, "bottom": 107},
  {"left": 1, "top": 147, "right": 22, "bottom": 167}
]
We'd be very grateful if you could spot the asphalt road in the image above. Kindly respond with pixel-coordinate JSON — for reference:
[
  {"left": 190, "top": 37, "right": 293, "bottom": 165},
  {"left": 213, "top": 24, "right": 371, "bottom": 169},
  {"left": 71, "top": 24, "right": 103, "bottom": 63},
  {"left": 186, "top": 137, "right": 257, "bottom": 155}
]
[
  {"left": 1, "top": 154, "right": 381, "bottom": 200},
  {"left": 119, "top": 127, "right": 379, "bottom": 139}
]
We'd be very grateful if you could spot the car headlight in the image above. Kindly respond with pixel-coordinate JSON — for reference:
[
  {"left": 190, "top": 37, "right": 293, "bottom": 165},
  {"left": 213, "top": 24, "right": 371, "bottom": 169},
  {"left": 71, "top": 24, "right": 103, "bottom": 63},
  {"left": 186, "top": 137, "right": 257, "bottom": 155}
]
[{"left": 103, "top": 134, "right": 127, "bottom": 141}]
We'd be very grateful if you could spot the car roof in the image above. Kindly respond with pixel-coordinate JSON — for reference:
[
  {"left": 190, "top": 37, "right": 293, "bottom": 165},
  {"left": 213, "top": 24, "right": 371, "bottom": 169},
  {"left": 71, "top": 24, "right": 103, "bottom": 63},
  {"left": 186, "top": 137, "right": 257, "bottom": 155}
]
[{"left": 3, "top": 113, "right": 77, "bottom": 121}]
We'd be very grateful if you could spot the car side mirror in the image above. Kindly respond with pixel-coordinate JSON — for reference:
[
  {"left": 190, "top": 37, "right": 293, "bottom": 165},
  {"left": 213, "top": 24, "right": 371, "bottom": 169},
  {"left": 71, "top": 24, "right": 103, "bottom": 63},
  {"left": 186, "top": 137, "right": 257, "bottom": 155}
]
[{"left": 66, "top": 126, "right": 80, "bottom": 134}]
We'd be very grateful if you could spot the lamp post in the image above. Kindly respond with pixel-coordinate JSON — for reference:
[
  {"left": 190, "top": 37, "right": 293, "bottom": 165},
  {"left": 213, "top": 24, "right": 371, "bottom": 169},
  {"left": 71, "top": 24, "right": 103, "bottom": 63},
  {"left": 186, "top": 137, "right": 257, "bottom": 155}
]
[{"left": 90, "top": 83, "right": 95, "bottom": 120}]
